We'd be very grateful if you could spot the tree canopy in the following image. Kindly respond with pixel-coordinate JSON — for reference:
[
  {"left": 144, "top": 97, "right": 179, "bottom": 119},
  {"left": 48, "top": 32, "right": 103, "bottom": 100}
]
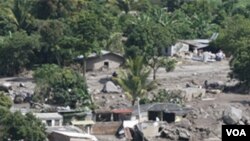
[{"left": 33, "top": 64, "right": 91, "bottom": 109}]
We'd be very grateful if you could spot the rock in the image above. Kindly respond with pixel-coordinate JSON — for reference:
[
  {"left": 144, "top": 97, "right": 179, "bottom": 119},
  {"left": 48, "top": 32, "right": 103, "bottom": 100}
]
[
  {"left": 247, "top": 120, "right": 250, "bottom": 125},
  {"left": 223, "top": 107, "right": 242, "bottom": 124},
  {"left": 161, "top": 129, "right": 176, "bottom": 140},
  {"left": 181, "top": 88, "right": 206, "bottom": 101},
  {"left": 14, "top": 95, "right": 24, "bottom": 104},
  {"left": 0, "top": 82, "right": 12, "bottom": 92},
  {"left": 242, "top": 115, "right": 250, "bottom": 124},
  {"left": 19, "top": 83, "right": 25, "bottom": 87},
  {"left": 176, "top": 118, "right": 192, "bottom": 129},
  {"left": 205, "top": 81, "right": 225, "bottom": 89},
  {"left": 192, "top": 73, "right": 197, "bottom": 76},
  {"left": 178, "top": 128, "right": 190, "bottom": 140},
  {"left": 102, "top": 81, "right": 121, "bottom": 93},
  {"left": 239, "top": 121, "right": 245, "bottom": 125},
  {"left": 207, "top": 89, "right": 221, "bottom": 94}
]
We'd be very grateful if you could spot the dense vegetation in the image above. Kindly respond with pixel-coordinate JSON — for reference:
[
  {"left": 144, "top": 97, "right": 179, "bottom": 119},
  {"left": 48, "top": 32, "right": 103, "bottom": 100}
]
[{"left": 0, "top": 0, "right": 248, "bottom": 76}]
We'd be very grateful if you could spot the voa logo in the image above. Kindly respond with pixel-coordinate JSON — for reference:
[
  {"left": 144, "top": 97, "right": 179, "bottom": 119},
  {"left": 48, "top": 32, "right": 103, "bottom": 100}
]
[{"left": 226, "top": 129, "right": 246, "bottom": 136}]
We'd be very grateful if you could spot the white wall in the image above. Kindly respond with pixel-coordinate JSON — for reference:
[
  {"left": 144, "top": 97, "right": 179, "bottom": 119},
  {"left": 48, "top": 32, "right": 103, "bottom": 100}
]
[{"left": 86, "top": 54, "right": 123, "bottom": 71}]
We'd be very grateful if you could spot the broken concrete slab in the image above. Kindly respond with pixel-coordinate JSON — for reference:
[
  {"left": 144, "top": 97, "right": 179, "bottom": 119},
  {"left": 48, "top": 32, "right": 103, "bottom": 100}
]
[
  {"left": 223, "top": 107, "right": 242, "bottom": 124},
  {"left": 102, "top": 81, "right": 121, "bottom": 93},
  {"left": 181, "top": 88, "right": 206, "bottom": 101}
]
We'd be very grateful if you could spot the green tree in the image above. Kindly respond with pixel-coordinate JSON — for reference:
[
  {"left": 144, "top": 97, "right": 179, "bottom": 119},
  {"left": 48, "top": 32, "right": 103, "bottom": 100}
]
[
  {"left": 115, "top": 57, "right": 155, "bottom": 105},
  {"left": 0, "top": 31, "right": 39, "bottom": 76},
  {"left": 33, "top": 64, "right": 91, "bottom": 109},
  {"left": 215, "top": 15, "right": 250, "bottom": 55},
  {"left": 0, "top": 111, "right": 46, "bottom": 141},
  {"left": 0, "top": 0, "right": 37, "bottom": 34},
  {"left": 70, "top": 11, "right": 110, "bottom": 76},
  {"left": 125, "top": 13, "right": 176, "bottom": 80},
  {"left": 0, "top": 92, "right": 12, "bottom": 109},
  {"left": 38, "top": 20, "right": 69, "bottom": 65},
  {"left": 148, "top": 57, "right": 176, "bottom": 80},
  {"left": 230, "top": 45, "right": 250, "bottom": 86}
]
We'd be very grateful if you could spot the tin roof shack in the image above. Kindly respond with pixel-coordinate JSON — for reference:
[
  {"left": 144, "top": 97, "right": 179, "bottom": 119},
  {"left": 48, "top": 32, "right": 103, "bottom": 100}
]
[
  {"left": 148, "top": 103, "right": 192, "bottom": 123},
  {"left": 112, "top": 109, "right": 132, "bottom": 121},
  {"left": 75, "top": 50, "right": 124, "bottom": 71},
  {"left": 48, "top": 131, "right": 98, "bottom": 141},
  {"left": 34, "top": 113, "right": 63, "bottom": 127}
]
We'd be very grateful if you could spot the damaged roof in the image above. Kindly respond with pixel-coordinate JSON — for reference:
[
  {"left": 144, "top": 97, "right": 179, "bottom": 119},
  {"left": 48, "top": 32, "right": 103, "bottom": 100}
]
[
  {"left": 133, "top": 103, "right": 192, "bottom": 116},
  {"left": 75, "top": 50, "right": 123, "bottom": 60}
]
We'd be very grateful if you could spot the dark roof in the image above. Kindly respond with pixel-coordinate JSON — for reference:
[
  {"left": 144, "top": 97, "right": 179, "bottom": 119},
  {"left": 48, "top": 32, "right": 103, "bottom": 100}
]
[
  {"left": 74, "top": 50, "right": 124, "bottom": 61},
  {"left": 148, "top": 103, "right": 181, "bottom": 112},
  {"left": 132, "top": 103, "right": 192, "bottom": 116}
]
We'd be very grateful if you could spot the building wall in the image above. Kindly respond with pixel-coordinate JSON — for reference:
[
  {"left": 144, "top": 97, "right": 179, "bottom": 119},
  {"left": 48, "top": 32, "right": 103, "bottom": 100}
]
[
  {"left": 86, "top": 54, "right": 124, "bottom": 71},
  {"left": 163, "top": 42, "right": 189, "bottom": 56},
  {"left": 41, "top": 119, "right": 63, "bottom": 127}
]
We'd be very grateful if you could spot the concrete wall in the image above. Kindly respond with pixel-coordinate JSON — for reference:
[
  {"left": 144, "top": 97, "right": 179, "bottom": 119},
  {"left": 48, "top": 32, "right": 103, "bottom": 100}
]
[
  {"left": 91, "top": 122, "right": 122, "bottom": 135},
  {"left": 41, "top": 119, "right": 63, "bottom": 127},
  {"left": 86, "top": 54, "right": 124, "bottom": 71}
]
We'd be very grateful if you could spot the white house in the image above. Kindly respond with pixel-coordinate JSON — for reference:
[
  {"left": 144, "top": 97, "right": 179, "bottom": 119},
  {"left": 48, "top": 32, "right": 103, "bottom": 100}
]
[{"left": 34, "top": 113, "right": 63, "bottom": 127}]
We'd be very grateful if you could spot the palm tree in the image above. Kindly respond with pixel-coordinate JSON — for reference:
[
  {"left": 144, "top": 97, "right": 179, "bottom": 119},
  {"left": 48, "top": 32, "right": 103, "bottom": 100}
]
[
  {"left": 0, "top": 0, "right": 31, "bottom": 31},
  {"left": 115, "top": 56, "right": 155, "bottom": 106}
]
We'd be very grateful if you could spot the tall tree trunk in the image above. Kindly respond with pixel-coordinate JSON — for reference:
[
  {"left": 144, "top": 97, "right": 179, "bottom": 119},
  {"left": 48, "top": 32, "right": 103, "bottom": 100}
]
[
  {"left": 132, "top": 99, "right": 136, "bottom": 106},
  {"left": 153, "top": 69, "right": 156, "bottom": 80}
]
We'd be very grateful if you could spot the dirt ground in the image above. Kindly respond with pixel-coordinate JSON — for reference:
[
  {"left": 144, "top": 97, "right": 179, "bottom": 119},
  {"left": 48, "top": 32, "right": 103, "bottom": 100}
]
[
  {"left": 86, "top": 59, "right": 250, "bottom": 140},
  {"left": 1, "top": 59, "right": 249, "bottom": 140}
]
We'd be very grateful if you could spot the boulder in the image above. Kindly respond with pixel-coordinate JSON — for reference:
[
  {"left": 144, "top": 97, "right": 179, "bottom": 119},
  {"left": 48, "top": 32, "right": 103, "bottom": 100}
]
[
  {"left": 161, "top": 128, "right": 177, "bottom": 140},
  {"left": 223, "top": 107, "right": 242, "bottom": 124},
  {"left": 204, "top": 80, "right": 225, "bottom": 89},
  {"left": 102, "top": 81, "right": 121, "bottom": 93},
  {"left": 181, "top": 88, "right": 206, "bottom": 101},
  {"left": 0, "top": 82, "right": 12, "bottom": 92},
  {"left": 242, "top": 115, "right": 250, "bottom": 125},
  {"left": 178, "top": 128, "right": 190, "bottom": 140},
  {"left": 176, "top": 118, "right": 192, "bottom": 129},
  {"left": 19, "top": 83, "right": 25, "bottom": 87},
  {"left": 14, "top": 95, "right": 24, "bottom": 104}
]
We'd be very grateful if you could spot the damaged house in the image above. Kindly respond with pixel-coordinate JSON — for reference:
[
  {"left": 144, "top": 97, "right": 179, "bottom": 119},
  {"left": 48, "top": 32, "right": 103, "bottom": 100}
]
[{"left": 74, "top": 50, "right": 124, "bottom": 71}]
